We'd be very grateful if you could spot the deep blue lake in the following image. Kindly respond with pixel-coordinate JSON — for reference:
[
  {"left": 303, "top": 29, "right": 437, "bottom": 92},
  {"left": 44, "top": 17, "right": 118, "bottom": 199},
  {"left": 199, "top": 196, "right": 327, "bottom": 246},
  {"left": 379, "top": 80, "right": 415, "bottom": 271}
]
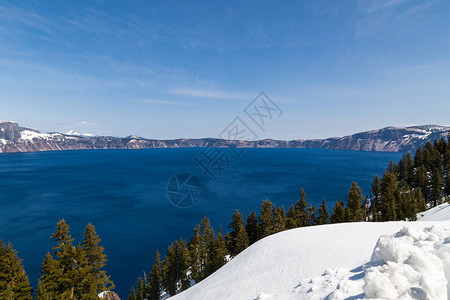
[{"left": 0, "top": 148, "right": 403, "bottom": 297}]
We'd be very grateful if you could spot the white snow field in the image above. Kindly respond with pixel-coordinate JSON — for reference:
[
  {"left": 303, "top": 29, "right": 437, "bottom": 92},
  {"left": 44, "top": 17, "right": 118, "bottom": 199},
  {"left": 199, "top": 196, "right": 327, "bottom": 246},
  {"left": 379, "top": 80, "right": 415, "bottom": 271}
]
[{"left": 171, "top": 203, "right": 450, "bottom": 300}]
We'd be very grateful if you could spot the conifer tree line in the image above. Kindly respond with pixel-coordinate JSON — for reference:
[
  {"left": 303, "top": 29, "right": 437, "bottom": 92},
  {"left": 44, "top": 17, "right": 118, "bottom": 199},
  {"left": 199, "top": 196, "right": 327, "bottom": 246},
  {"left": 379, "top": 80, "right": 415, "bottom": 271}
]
[
  {"left": 128, "top": 138, "right": 450, "bottom": 300},
  {"left": 127, "top": 185, "right": 368, "bottom": 299},
  {"left": 1, "top": 219, "right": 114, "bottom": 299},
  {"left": 369, "top": 139, "right": 450, "bottom": 222}
]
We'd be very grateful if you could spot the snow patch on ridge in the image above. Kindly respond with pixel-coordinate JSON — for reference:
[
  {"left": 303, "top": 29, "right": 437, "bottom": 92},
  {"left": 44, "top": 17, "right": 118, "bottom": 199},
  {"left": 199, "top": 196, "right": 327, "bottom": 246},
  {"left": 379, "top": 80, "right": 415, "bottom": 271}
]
[{"left": 20, "top": 130, "right": 52, "bottom": 141}]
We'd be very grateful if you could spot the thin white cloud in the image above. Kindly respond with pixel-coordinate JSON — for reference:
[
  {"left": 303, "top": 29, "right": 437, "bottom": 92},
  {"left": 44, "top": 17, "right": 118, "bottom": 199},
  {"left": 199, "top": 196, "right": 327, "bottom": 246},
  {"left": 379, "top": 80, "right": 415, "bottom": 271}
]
[
  {"left": 79, "top": 121, "right": 98, "bottom": 126},
  {"left": 382, "top": 0, "right": 411, "bottom": 9},
  {"left": 387, "top": 60, "right": 450, "bottom": 73},
  {"left": 137, "top": 99, "right": 191, "bottom": 106},
  {"left": 171, "top": 87, "right": 250, "bottom": 100}
]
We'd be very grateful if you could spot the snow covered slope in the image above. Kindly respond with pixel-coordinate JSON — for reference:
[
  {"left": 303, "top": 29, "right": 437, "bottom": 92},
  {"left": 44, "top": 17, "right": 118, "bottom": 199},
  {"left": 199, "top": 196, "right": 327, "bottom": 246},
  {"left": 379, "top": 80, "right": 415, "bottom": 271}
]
[
  {"left": 418, "top": 203, "right": 450, "bottom": 222},
  {"left": 171, "top": 204, "right": 450, "bottom": 300}
]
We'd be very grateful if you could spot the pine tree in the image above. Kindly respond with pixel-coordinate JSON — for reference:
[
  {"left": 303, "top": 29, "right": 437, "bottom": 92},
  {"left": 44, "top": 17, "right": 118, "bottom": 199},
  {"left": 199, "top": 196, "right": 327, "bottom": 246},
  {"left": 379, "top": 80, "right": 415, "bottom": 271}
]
[
  {"left": 395, "top": 184, "right": 407, "bottom": 221},
  {"left": 199, "top": 217, "right": 215, "bottom": 279},
  {"left": 135, "top": 277, "right": 144, "bottom": 300},
  {"left": 430, "top": 167, "right": 443, "bottom": 206},
  {"left": 228, "top": 210, "right": 249, "bottom": 256},
  {"left": 49, "top": 219, "right": 79, "bottom": 298},
  {"left": 414, "top": 146, "right": 424, "bottom": 168},
  {"left": 380, "top": 172, "right": 398, "bottom": 221},
  {"left": 404, "top": 188, "right": 419, "bottom": 221},
  {"left": 272, "top": 206, "right": 286, "bottom": 233},
  {"left": 405, "top": 153, "right": 415, "bottom": 185},
  {"left": 162, "top": 243, "right": 178, "bottom": 296},
  {"left": 258, "top": 200, "right": 274, "bottom": 238},
  {"left": 415, "top": 165, "right": 429, "bottom": 201},
  {"left": 0, "top": 240, "right": 33, "bottom": 300},
  {"left": 445, "top": 163, "right": 450, "bottom": 197},
  {"left": 127, "top": 287, "right": 137, "bottom": 300},
  {"left": 371, "top": 175, "right": 382, "bottom": 222},
  {"left": 285, "top": 204, "right": 297, "bottom": 229},
  {"left": 245, "top": 210, "right": 259, "bottom": 244},
  {"left": 345, "top": 182, "right": 364, "bottom": 222},
  {"left": 307, "top": 205, "right": 317, "bottom": 226},
  {"left": 330, "top": 200, "right": 346, "bottom": 223},
  {"left": 208, "top": 229, "right": 227, "bottom": 275},
  {"left": 148, "top": 251, "right": 162, "bottom": 300},
  {"left": 416, "top": 188, "right": 427, "bottom": 212},
  {"left": 316, "top": 199, "right": 329, "bottom": 225},
  {"left": 387, "top": 161, "right": 398, "bottom": 175},
  {"left": 36, "top": 252, "right": 59, "bottom": 300},
  {"left": 294, "top": 188, "right": 309, "bottom": 227},
  {"left": 188, "top": 218, "right": 215, "bottom": 282},
  {"left": 188, "top": 225, "right": 202, "bottom": 283},
  {"left": 177, "top": 238, "right": 191, "bottom": 292},
  {"left": 80, "top": 223, "right": 114, "bottom": 298},
  {"left": 425, "top": 141, "right": 442, "bottom": 170}
]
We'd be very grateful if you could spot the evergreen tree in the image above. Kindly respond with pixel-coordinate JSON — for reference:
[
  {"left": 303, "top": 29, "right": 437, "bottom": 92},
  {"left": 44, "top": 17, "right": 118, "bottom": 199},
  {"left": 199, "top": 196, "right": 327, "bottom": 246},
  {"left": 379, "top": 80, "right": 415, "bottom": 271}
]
[
  {"left": 0, "top": 240, "right": 33, "bottom": 300},
  {"left": 445, "top": 163, "right": 450, "bottom": 197},
  {"left": 345, "top": 182, "right": 364, "bottom": 222},
  {"left": 228, "top": 210, "right": 249, "bottom": 256},
  {"left": 424, "top": 141, "right": 442, "bottom": 170},
  {"left": 199, "top": 217, "right": 215, "bottom": 278},
  {"left": 414, "top": 146, "right": 424, "bottom": 168},
  {"left": 404, "top": 153, "right": 415, "bottom": 184},
  {"left": 127, "top": 287, "right": 137, "bottom": 300},
  {"left": 162, "top": 243, "right": 178, "bottom": 296},
  {"left": 147, "top": 251, "right": 162, "bottom": 300},
  {"left": 415, "top": 165, "right": 429, "bottom": 201},
  {"left": 79, "top": 223, "right": 114, "bottom": 298},
  {"left": 387, "top": 161, "right": 398, "bottom": 175},
  {"left": 272, "top": 206, "right": 286, "bottom": 233},
  {"left": 330, "top": 200, "right": 346, "bottom": 223},
  {"left": 416, "top": 188, "right": 427, "bottom": 212},
  {"left": 208, "top": 229, "right": 227, "bottom": 275},
  {"left": 380, "top": 172, "right": 398, "bottom": 221},
  {"left": 395, "top": 184, "right": 407, "bottom": 221},
  {"left": 285, "top": 205, "right": 297, "bottom": 229},
  {"left": 258, "top": 200, "right": 274, "bottom": 238},
  {"left": 177, "top": 238, "right": 191, "bottom": 292},
  {"left": 48, "top": 219, "right": 79, "bottom": 298},
  {"left": 136, "top": 277, "right": 144, "bottom": 300},
  {"left": 294, "top": 188, "right": 309, "bottom": 227},
  {"left": 188, "top": 225, "right": 202, "bottom": 283},
  {"left": 188, "top": 218, "right": 215, "bottom": 282},
  {"left": 371, "top": 175, "right": 382, "bottom": 222},
  {"left": 404, "top": 188, "right": 419, "bottom": 221},
  {"left": 316, "top": 199, "right": 329, "bottom": 225},
  {"left": 36, "top": 252, "right": 59, "bottom": 300},
  {"left": 430, "top": 167, "right": 443, "bottom": 206},
  {"left": 307, "top": 205, "right": 317, "bottom": 226},
  {"left": 245, "top": 210, "right": 259, "bottom": 244}
]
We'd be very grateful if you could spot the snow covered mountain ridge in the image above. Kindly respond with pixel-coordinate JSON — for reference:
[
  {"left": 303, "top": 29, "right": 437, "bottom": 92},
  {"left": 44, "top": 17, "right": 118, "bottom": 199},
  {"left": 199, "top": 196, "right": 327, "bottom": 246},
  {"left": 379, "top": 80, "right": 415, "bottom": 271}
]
[
  {"left": 170, "top": 203, "right": 450, "bottom": 300},
  {"left": 0, "top": 121, "right": 449, "bottom": 153}
]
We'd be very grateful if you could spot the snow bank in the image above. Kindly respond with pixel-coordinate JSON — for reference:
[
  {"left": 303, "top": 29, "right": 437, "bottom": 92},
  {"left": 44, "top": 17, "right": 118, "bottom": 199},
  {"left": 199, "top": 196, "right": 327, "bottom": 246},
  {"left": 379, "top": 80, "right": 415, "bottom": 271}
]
[
  {"left": 418, "top": 203, "right": 450, "bottom": 222},
  {"left": 170, "top": 203, "right": 450, "bottom": 300},
  {"left": 364, "top": 226, "right": 450, "bottom": 299}
]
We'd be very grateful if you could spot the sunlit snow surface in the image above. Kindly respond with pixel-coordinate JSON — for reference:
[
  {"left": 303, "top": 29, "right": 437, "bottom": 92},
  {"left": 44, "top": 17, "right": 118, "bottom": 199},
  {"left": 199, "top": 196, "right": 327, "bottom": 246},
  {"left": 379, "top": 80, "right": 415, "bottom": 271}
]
[{"left": 171, "top": 203, "right": 450, "bottom": 300}]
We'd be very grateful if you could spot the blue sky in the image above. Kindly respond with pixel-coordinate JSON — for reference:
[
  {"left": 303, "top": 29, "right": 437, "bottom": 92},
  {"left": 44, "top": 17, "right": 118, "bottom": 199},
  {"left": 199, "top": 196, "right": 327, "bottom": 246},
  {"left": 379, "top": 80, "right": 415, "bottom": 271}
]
[{"left": 0, "top": 0, "right": 449, "bottom": 139}]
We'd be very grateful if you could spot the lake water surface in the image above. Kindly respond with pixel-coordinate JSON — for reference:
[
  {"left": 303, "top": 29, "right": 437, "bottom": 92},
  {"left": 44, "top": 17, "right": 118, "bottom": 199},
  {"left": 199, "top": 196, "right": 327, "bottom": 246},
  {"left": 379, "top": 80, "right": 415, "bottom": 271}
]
[{"left": 0, "top": 148, "right": 403, "bottom": 297}]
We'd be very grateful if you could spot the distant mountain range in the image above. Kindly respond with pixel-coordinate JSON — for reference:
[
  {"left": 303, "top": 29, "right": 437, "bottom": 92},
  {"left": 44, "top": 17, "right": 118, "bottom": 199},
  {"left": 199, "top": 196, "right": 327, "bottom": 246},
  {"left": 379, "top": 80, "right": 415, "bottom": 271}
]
[{"left": 0, "top": 121, "right": 449, "bottom": 153}]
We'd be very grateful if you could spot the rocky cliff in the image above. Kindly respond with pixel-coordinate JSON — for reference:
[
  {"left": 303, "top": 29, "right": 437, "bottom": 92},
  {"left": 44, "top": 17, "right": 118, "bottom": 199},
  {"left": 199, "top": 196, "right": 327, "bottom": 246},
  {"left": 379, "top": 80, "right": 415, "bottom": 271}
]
[{"left": 0, "top": 121, "right": 448, "bottom": 153}]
